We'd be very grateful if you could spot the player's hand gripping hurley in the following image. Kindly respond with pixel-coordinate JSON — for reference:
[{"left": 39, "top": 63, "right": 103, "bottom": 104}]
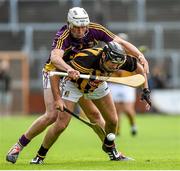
[{"left": 50, "top": 71, "right": 145, "bottom": 88}]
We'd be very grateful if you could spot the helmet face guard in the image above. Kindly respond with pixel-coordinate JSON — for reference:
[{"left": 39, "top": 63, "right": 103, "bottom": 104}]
[
  {"left": 67, "top": 7, "right": 90, "bottom": 27},
  {"left": 101, "top": 42, "right": 127, "bottom": 72}
]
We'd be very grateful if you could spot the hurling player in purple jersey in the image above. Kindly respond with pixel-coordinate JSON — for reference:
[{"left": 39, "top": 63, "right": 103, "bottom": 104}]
[{"left": 6, "top": 7, "right": 149, "bottom": 164}]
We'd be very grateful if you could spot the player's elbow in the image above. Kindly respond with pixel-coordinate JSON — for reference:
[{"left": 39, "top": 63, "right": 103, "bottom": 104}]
[{"left": 51, "top": 49, "right": 64, "bottom": 64}]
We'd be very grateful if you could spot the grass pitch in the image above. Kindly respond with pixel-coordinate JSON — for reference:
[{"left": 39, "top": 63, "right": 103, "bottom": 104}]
[{"left": 0, "top": 114, "right": 180, "bottom": 170}]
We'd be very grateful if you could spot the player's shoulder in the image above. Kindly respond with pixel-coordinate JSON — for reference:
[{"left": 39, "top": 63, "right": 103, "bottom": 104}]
[
  {"left": 89, "top": 22, "right": 115, "bottom": 39},
  {"left": 89, "top": 22, "right": 106, "bottom": 30},
  {"left": 126, "top": 55, "right": 137, "bottom": 62},
  {"left": 81, "top": 47, "right": 103, "bottom": 56},
  {"left": 57, "top": 24, "right": 70, "bottom": 37},
  {"left": 59, "top": 24, "right": 69, "bottom": 31}
]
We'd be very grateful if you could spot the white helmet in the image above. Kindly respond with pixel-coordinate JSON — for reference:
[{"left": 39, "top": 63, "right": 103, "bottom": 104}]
[{"left": 67, "top": 7, "right": 90, "bottom": 27}]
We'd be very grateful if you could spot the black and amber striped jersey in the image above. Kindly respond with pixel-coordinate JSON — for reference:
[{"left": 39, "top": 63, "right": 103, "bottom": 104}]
[
  {"left": 44, "top": 22, "right": 115, "bottom": 72},
  {"left": 67, "top": 48, "right": 137, "bottom": 93}
]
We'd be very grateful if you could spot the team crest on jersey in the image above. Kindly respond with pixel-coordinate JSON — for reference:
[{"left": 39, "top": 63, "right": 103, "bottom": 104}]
[{"left": 64, "top": 91, "right": 70, "bottom": 97}]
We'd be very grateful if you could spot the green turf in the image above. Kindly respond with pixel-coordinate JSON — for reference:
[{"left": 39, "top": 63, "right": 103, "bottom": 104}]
[{"left": 0, "top": 114, "right": 180, "bottom": 170}]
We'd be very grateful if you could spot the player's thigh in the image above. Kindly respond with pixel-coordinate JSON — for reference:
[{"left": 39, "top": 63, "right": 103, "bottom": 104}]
[
  {"left": 64, "top": 99, "right": 76, "bottom": 111},
  {"left": 79, "top": 97, "right": 102, "bottom": 121},
  {"left": 93, "top": 92, "right": 117, "bottom": 122}
]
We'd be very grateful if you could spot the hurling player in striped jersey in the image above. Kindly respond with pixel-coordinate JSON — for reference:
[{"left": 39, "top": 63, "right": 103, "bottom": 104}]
[
  {"left": 6, "top": 7, "right": 149, "bottom": 164},
  {"left": 30, "top": 42, "right": 150, "bottom": 163}
]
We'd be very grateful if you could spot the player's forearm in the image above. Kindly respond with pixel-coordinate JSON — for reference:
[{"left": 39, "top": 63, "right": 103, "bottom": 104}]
[
  {"left": 114, "top": 36, "right": 150, "bottom": 74},
  {"left": 52, "top": 56, "right": 73, "bottom": 71},
  {"left": 135, "top": 63, "right": 149, "bottom": 89},
  {"left": 50, "top": 75, "right": 62, "bottom": 101},
  {"left": 51, "top": 49, "right": 73, "bottom": 72},
  {"left": 50, "top": 73, "right": 66, "bottom": 111},
  {"left": 114, "top": 36, "right": 143, "bottom": 58},
  {"left": 142, "top": 73, "right": 149, "bottom": 89}
]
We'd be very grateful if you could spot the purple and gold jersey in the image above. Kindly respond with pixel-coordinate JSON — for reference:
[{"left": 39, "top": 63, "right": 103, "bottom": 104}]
[{"left": 44, "top": 22, "right": 115, "bottom": 71}]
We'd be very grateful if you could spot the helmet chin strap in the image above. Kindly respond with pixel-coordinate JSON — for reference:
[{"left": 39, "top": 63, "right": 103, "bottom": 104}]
[{"left": 68, "top": 22, "right": 74, "bottom": 29}]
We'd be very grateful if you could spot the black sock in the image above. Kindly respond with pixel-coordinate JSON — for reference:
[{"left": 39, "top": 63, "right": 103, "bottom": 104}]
[
  {"left": 104, "top": 137, "right": 114, "bottom": 146},
  {"left": 19, "top": 134, "right": 30, "bottom": 147},
  {"left": 37, "top": 145, "right": 49, "bottom": 158}
]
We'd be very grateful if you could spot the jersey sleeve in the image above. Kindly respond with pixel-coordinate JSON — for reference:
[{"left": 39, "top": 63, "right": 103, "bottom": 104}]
[
  {"left": 120, "top": 56, "right": 137, "bottom": 72},
  {"left": 69, "top": 55, "right": 93, "bottom": 74},
  {"left": 89, "top": 23, "right": 115, "bottom": 42},
  {"left": 68, "top": 49, "right": 101, "bottom": 74},
  {"left": 52, "top": 26, "right": 70, "bottom": 51}
]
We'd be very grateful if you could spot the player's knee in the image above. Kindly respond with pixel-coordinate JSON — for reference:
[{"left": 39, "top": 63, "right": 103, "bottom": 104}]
[
  {"left": 89, "top": 111, "right": 102, "bottom": 122},
  {"left": 108, "top": 115, "right": 118, "bottom": 128},
  {"left": 112, "top": 119, "right": 118, "bottom": 128},
  {"left": 54, "top": 121, "right": 69, "bottom": 134},
  {"left": 43, "top": 111, "right": 58, "bottom": 124}
]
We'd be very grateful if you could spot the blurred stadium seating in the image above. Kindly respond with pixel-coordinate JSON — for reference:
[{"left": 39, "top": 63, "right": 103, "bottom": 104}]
[{"left": 0, "top": 0, "right": 180, "bottom": 113}]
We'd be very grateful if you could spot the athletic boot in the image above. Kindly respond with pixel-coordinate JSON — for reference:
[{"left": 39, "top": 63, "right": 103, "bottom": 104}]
[
  {"left": 30, "top": 155, "right": 44, "bottom": 164},
  {"left": 6, "top": 143, "right": 23, "bottom": 164},
  {"left": 131, "top": 125, "right": 137, "bottom": 136},
  {"left": 102, "top": 143, "right": 134, "bottom": 161}
]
